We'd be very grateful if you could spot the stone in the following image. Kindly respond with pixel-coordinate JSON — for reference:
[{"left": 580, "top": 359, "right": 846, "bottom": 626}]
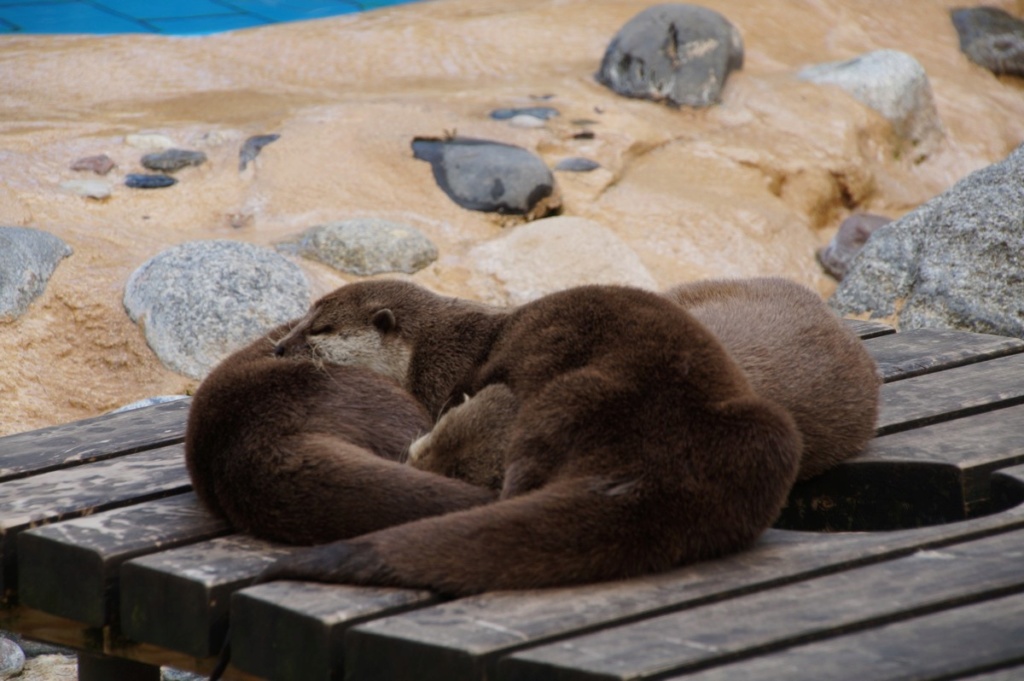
[
  {"left": 109, "top": 395, "right": 190, "bottom": 414},
  {"left": 489, "top": 106, "right": 560, "bottom": 121},
  {"left": 817, "top": 212, "right": 892, "bottom": 280},
  {"left": 141, "top": 148, "right": 207, "bottom": 173},
  {"left": 798, "top": 49, "right": 943, "bottom": 158},
  {"left": 70, "top": 154, "right": 115, "bottom": 175},
  {"left": 0, "top": 637, "right": 24, "bottom": 679},
  {"left": 0, "top": 227, "right": 73, "bottom": 322},
  {"left": 281, "top": 219, "right": 438, "bottom": 276},
  {"left": 469, "top": 216, "right": 657, "bottom": 305},
  {"left": 951, "top": 7, "right": 1024, "bottom": 77},
  {"left": 125, "top": 173, "right": 177, "bottom": 189},
  {"left": 411, "top": 136, "right": 559, "bottom": 218},
  {"left": 123, "top": 240, "right": 310, "bottom": 379},
  {"left": 60, "top": 179, "right": 112, "bottom": 200},
  {"left": 239, "top": 133, "right": 280, "bottom": 171},
  {"left": 125, "top": 133, "right": 175, "bottom": 150},
  {"left": 595, "top": 3, "right": 744, "bottom": 108},
  {"left": 554, "top": 157, "right": 601, "bottom": 172},
  {"left": 831, "top": 143, "right": 1024, "bottom": 338}
]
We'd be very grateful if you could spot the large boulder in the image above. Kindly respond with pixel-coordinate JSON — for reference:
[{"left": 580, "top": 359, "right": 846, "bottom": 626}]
[
  {"left": 596, "top": 3, "right": 744, "bottom": 108},
  {"left": 123, "top": 240, "right": 310, "bottom": 379},
  {"left": 0, "top": 227, "right": 72, "bottom": 322},
  {"left": 280, "top": 218, "right": 438, "bottom": 276},
  {"left": 830, "top": 144, "right": 1024, "bottom": 338}
]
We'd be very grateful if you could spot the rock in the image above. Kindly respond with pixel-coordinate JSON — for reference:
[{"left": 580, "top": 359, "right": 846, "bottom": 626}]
[
  {"left": 831, "top": 143, "right": 1024, "bottom": 338},
  {"left": 70, "top": 154, "right": 115, "bottom": 175},
  {"left": 281, "top": 219, "right": 438, "bottom": 276},
  {"left": 109, "top": 395, "right": 190, "bottom": 414},
  {"left": 125, "top": 173, "right": 177, "bottom": 189},
  {"left": 140, "top": 148, "right": 207, "bottom": 173},
  {"left": 60, "top": 179, "right": 112, "bottom": 200},
  {"left": 125, "top": 133, "right": 175, "bottom": 150},
  {"left": 817, "top": 213, "right": 892, "bottom": 280},
  {"left": 595, "top": 3, "right": 744, "bottom": 108},
  {"left": 239, "top": 133, "right": 280, "bottom": 171},
  {"left": 123, "top": 240, "right": 310, "bottom": 379},
  {"left": 554, "top": 157, "right": 601, "bottom": 172},
  {"left": 951, "top": 7, "right": 1024, "bottom": 77},
  {"left": 798, "top": 49, "right": 943, "bottom": 158},
  {"left": 411, "top": 136, "right": 560, "bottom": 218},
  {"left": 0, "top": 637, "right": 25, "bottom": 678},
  {"left": 0, "top": 227, "right": 73, "bottom": 322},
  {"left": 469, "top": 216, "right": 657, "bottom": 305},
  {"left": 489, "top": 106, "right": 560, "bottom": 121}
]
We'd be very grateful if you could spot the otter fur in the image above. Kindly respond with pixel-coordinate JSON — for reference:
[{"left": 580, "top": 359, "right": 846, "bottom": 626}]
[
  {"left": 260, "top": 281, "right": 802, "bottom": 595},
  {"left": 184, "top": 321, "right": 496, "bottom": 546}
]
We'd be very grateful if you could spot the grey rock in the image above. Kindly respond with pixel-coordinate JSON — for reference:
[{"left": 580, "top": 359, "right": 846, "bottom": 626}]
[
  {"left": 125, "top": 173, "right": 177, "bottom": 189},
  {"left": 0, "top": 637, "right": 25, "bottom": 678},
  {"left": 161, "top": 666, "right": 207, "bottom": 681},
  {"left": 554, "top": 157, "right": 601, "bottom": 172},
  {"left": 798, "top": 49, "right": 943, "bottom": 158},
  {"left": 109, "top": 395, "right": 190, "bottom": 414},
  {"left": 951, "top": 7, "right": 1024, "bottom": 77},
  {"left": 830, "top": 143, "right": 1024, "bottom": 338},
  {"left": 70, "top": 154, "right": 115, "bottom": 175},
  {"left": 489, "top": 107, "right": 560, "bottom": 121},
  {"left": 239, "top": 133, "right": 280, "bottom": 171},
  {"left": 282, "top": 219, "right": 438, "bottom": 276},
  {"left": 411, "top": 136, "right": 559, "bottom": 218},
  {"left": 596, "top": 3, "right": 744, "bottom": 108},
  {"left": 0, "top": 227, "right": 73, "bottom": 322},
  {"left": 141, "top": 148, "right": 207, "bottom": 173},
  {"left": 124, "top": 240, "right": 310, "bottom": 379},
  {"left": 818, "top": 213, "right": 892, "bottom": 280}
]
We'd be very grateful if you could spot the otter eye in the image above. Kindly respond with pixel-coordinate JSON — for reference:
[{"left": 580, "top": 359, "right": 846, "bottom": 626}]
[{"left": 309, "top": 324, "right": 333, "bottom": 336}]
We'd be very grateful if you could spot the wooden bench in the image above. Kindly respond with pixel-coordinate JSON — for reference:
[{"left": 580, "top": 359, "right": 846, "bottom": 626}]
[{"left": 2, "top": 321, "right": 1024, "bottom": 680}]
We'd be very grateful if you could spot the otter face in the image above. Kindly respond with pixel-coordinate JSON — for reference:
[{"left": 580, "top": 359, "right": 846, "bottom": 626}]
[{"left": 274, "top": 298, "right": 412, "bottom": 387}]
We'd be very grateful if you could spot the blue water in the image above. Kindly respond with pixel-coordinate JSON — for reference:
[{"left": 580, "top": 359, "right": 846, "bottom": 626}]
[{"left": 0, "top": 0, "right": 424, "bottom": 35}]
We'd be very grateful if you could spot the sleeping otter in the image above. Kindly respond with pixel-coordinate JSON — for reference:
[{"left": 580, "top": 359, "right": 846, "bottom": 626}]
[
  {"left": 184, "top": 321, "right": 497, "bottom": 546},
  {"left": 257, "top": 280, "right": 802, "bottom": 595}
]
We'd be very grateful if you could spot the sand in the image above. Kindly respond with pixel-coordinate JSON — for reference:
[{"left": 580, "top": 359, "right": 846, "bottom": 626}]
[{"left": 2, "top": 0, "right": 1024, "bottom": 436}]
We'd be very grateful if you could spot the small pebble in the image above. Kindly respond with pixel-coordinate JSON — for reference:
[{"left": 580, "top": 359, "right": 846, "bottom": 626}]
[
  {"left": 141, "top": 149, "right": 207, "bottom": 173},
  {"left": 490, "top": 106, "right": 560, "bottom": 121},
  {"left": 125, "top": 174, "right": 177, "bottom": 189},
  {"left": 125, "top": 133, "right": 175, "bottom": 150},
  {"left": 239, "top": 134, "right": 280, "bottom": 171},
  {"left": 60, "top": 179, "right": 112, "bottom": 200},
  {"left": 70, "top": 154, "right": 115, "bottom": 175},
  {"left": 554, "top": 157, "right": 601, "bottom": 172},
  {"left": 506, "top": 114, "right": 548, "bottom": 128}
]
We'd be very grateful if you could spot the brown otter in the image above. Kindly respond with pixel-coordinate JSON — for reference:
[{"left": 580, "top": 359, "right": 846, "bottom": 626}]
[
  {"left": 664, "top": 277, "right": 880, "bottom": 479},
  {"left": 407, "top": 277, "right": 880, "bottom": 488},
  {"left": 184, "top": 321, "right": 497, "bottom": 546},
  {"left": 258, "top": 280, "right": 802, "bottom": 595}
]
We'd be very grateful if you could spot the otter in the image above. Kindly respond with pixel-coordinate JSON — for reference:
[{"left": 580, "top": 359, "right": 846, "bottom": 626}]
[
  {"left": 407, "top": 278, "right": 880, "bottom": 488},
  {"left": 257, "top": 280, "right": 802, "bottom": 596},
  {"left": 184, "top": 321, "right": 497, "bottom": 546}
]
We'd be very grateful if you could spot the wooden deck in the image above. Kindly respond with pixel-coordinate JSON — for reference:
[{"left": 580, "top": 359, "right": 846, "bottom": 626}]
[{"left": 2, "top": 322, "right": 1024, "bottom": 680}]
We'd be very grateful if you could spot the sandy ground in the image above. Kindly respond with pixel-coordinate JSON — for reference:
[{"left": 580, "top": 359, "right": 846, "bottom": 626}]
[{"left": 2, "top": 0, "right": 1024, "bottom": 436}]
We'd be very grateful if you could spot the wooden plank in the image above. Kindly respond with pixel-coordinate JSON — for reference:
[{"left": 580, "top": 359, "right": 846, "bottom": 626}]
[
  {"left": 342, "top": 464, "right": 1024, "bottom": 681},
  {"left": 18, "top": 493, "right": 230, "bottom": 627},
  {"left": 957, "top": 663, "right": 1024, "bottom": 680},
  {"left": 862, "top": 328, "right": 1024, "bottom": 382},
  {"left": 876, "top": 353, "right": 1024, "bottom": 435},
  {"left": 662, "top": 591, "right": 1024, "bottom": 681},
  {"left": 841, "top": 318, "right": 895, "bottom": 339},
  {"left": 0, "top": 445, "right": 191, "bottom": 603},
  {"left": 119, "top": 534, "right": 294, "bottom": 658},
  {"left": 777, "top": 402, "right": 1024, "bottom": 531},
  {"left": 499, "top": 528, "right": 1024, "bottom": 680},
  {"left": 0, "top": 398, "right": 189, "bottom": 482},
  {"left": 229, "top": 582, "right": 437, "bottom": 681}
]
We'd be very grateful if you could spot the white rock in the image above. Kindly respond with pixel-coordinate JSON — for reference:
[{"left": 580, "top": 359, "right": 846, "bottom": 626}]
[
  {"left": 60, "top": 179, "right": 112, "bottom": 200},
  {"left": 125, "top": 133, "right": 176, "bottom": 150}
]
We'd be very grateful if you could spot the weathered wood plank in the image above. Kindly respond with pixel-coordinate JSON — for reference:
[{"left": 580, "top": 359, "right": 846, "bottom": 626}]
[
  {"left": 119, "top": 535, "right": 294, "bottom": 658},
  {"left": 499, "top": 528, "right": 1024, "bottom": 680},
  {"left": 841, "top": 318, "right": 895, "bottom": 339},
  {"left": 862, "top": 328, "right": 1024, "bottom": 382},
  {"left": 18, "top": 493, "right": 230, "bottom": 626},
  {"left": 662, "top": 591, "right": 1024, "bottom": 681},
  {"left": 0, "top": 399, "right": 189, "bottom": 482},
  {"left": 957, "top": 663, "right": 1024, "bottom": 680},
  {"left": 229, "top": 581, "right": 436, "bottom": 681},
  {"left": 342, "top": 464, "right": 1024, "bottom": 681},
  {"left": 876, "top": 353, "right": 1024, "bottom": 435},
  {"left": 0, "top": 445, "right": 191, "bottom": 602}
]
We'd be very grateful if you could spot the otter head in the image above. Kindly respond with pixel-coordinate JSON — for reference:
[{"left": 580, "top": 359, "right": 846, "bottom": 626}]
[{"left": 273, "top": 281, "right": 425, "bottom": 387}]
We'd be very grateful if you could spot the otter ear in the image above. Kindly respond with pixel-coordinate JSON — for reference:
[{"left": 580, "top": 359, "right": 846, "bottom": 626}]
[{"left": 371, "top": 308, "right": 396, "bottom": 333}]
